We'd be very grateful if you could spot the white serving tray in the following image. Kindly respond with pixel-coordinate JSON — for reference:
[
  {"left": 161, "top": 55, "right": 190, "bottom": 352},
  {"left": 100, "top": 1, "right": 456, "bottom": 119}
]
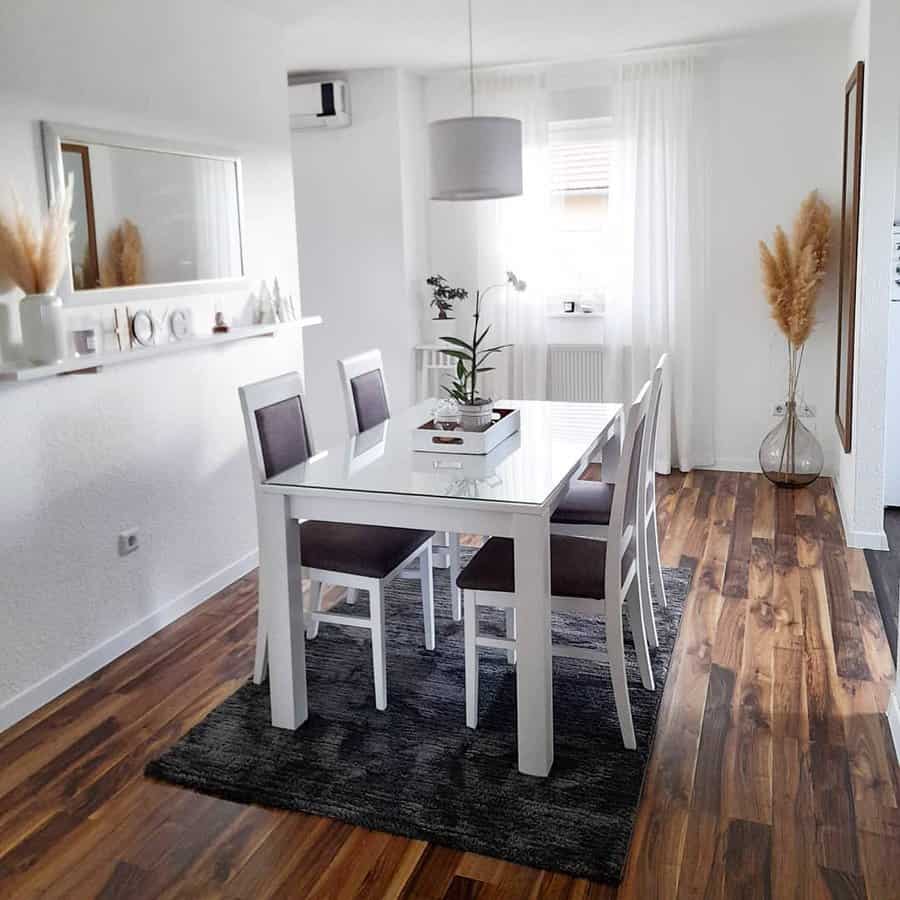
[{"left": 412, "top": 407, "right": 521, "bottom": 455}]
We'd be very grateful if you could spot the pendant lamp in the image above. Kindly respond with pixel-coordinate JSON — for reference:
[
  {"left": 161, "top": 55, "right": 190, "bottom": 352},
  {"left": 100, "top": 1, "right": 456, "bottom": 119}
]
[{"left": 428, "top": 0, "right": 523, "bottom": 201}]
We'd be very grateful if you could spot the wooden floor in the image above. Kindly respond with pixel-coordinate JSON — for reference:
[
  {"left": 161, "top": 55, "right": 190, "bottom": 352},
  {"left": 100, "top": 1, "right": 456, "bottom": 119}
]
[{"left": 0, "top": 471, "right": 897, "bottom": 898}]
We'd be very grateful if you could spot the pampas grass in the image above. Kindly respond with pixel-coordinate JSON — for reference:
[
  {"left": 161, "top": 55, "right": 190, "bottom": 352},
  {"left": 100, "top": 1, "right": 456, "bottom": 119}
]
[
  {"left": 100, "top": 219, "right": 144, "bottom": 288},
  {"left": 0, "top": 174, "right": 73, "bottom": 296},
  {"left": 758, "top": 190, "right": 832, "bottom": 481},
  {"left": 759, "top": 190, "right": 831, "bottom": 349}
]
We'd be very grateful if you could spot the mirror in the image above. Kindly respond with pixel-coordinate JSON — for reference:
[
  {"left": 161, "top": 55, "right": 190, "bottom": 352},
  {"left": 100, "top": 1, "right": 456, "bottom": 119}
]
[
  {"left": 835, "top": 62, "right": 864, "bottom": 453},
  {"left": 43, "top": 122, "right": 245, "bottom": 304}
]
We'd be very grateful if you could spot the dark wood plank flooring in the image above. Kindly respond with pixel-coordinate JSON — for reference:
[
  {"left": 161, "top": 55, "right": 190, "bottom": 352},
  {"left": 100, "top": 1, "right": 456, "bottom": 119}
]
[{"left": 0, "top": 471, "right": 897, "bottom": 898}]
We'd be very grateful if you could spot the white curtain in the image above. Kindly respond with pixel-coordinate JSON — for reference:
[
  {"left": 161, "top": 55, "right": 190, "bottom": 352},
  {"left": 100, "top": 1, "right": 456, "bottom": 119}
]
[
  {"left": 427, "top": 70, "right": 550, "bottom": 401},
  {"left": 194, "top": 158, "right": 241, "bottom": 280},
  {"left": 606, "top": 55, "right": 714, "bottom": 472}
]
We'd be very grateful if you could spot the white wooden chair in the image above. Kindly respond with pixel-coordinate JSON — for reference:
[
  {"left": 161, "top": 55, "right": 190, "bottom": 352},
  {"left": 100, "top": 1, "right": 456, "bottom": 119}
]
[
  {"left": 550, "top": 355, "right": 668, "bottom": 650},
  {"left": 638, "top": 355, "right": 669, "bottom": 618},
  {"left": 457, "top": 383, "right": 654, "bottom": 750},
  {"left": 338, "top": 349, "right": 463, "bottom": 621},
  {"left": 239, "top": 372, "right": 435, "bottom": 711}
]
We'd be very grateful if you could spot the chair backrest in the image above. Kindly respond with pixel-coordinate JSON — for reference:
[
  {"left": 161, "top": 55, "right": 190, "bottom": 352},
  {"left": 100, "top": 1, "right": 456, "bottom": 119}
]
[
  {"left": 606, "top": 381, "right": 651, "bottom": 599},
  {"left": 238, "top": 372, "right": 314, "bottom": 485},
  {"left": 641, "top": 353, "right": 668, "bottom": 498},
  {"left": 338, "top": 349, "right": 390, "bottom": 436}
]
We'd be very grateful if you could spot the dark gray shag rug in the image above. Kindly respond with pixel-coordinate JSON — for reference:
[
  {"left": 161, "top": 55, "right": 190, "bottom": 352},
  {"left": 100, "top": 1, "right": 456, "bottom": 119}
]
[{"left": 147, "top": 551, "right": 691, "bottom": 884}]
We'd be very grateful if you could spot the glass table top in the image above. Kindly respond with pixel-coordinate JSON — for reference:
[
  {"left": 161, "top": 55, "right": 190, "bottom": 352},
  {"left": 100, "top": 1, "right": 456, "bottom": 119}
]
[{"left": 264, "top": 400, "right": 622, "bottom": 508}]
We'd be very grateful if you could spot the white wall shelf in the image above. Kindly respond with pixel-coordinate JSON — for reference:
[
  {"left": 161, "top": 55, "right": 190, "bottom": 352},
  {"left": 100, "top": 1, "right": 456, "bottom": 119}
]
[{"left": 0, "top": 316, "right": 322, "bottom": 384}]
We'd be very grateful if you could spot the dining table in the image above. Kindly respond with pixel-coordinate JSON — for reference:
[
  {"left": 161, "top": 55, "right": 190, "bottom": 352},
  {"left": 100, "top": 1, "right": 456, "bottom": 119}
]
[{"left": 256, "top": 398, "right": 623, "bottom": 777}]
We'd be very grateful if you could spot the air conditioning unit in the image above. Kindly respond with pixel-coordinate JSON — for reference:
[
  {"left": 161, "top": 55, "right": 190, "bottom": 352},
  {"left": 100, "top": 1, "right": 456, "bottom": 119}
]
[{"left": 288, "top": 80, "right": 350, "bottom": 130}]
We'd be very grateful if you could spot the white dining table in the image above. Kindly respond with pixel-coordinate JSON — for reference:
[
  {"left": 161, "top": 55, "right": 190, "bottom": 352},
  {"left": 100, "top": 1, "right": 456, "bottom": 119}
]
[{"left": 256, "top": 398, "right": 623, "bottom": 777}]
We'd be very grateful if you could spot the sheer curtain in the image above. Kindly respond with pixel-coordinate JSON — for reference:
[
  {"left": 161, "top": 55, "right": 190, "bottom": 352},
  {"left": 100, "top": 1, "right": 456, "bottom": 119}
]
[
  {"left": 427, "top": 70, "right": 550, "bottom": 400},
  {"left": 606, "top": 55, "right": 714, "bottom": 472},
  {"left": 194, "top": 158, "right": 241, "bottom": 280}
]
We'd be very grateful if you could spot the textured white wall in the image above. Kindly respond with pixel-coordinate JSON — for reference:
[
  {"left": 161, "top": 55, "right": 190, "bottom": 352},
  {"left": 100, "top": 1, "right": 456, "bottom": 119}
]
[
  {"left": 709, "top": 23, "right": 847, "bottom": 474},
  {"left": 290, "top": 68, "right": 424, "bottom": 450},
  {"left": 833, "top": 0, "right": 900, "bottom": 547},
  {"left": 886, "top": 152, "right": 900, "bottom": 506},
  {"left": 0, "top": 0, "right": 304, "bottom": 728}
]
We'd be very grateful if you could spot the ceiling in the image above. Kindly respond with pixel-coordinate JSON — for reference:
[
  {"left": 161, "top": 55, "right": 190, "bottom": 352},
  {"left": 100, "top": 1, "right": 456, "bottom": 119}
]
[{"left": 227, "top": 0, "right": 854, "bottom": 73}]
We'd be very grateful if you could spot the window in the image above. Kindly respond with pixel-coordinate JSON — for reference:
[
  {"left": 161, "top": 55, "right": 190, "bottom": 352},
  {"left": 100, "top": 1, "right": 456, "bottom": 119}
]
[{"left": 548, "top": 118, "right": 612, "bottom": 314}]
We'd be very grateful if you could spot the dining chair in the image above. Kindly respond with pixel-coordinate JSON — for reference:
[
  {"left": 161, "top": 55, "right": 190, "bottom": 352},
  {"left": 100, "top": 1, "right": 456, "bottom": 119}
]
[
  {"left": 456, "top": 383, "right": 654, "bottom": 750},
  {"left": 239, "top": 372, "right": 436, "bottom": 711},
  {"left": 549, "top": 354, "right": 668, "bottom": 649},
  {"left": 338, "top": 348, "right": 463, "bottom": 621}
]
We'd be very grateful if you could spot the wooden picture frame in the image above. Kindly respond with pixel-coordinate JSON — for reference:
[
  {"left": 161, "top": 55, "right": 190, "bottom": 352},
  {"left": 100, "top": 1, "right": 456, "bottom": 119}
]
[
  {"left": 835, "top": 61, "right": 864, "bottom": 453},
  {"left": 61, "top": 142, "right": 100, "bottom": 291}
]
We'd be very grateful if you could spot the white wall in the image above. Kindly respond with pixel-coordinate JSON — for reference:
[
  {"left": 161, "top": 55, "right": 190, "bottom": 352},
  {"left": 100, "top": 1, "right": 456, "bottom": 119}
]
[
  {"left": 709, "top": 23, "right": 847, "bottom": 474},
  {"left": 290, "top": 68, "right": 425, "bottom": 450},
  {"left": 833, "top": 0, "right": 900, "bottom": 547},
  {"left": 0, "top": 0, "right": 303, "bottom": 729},
  {"left": 884, "top": 150, "right": 900, "bottom": 506}
]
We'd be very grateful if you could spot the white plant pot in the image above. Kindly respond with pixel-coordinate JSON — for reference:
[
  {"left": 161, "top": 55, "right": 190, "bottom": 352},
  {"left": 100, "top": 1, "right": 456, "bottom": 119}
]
[
  {"left": 459, "top": 399, "right": 494, "bottom": 430},
  {"left": 20, "top": 293, "right": 67, "bottom": 365}
]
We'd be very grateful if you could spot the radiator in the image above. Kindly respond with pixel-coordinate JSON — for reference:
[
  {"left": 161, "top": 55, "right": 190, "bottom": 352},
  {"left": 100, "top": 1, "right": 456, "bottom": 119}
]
[{"left": 547, "top": 344, "right": 603, "bottom": 401}]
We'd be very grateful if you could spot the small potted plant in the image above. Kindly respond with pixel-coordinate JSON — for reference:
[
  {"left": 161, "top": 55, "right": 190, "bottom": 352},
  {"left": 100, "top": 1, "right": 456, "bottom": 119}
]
[
  {"left": 426, "top": 274, "right": 468, "bottom": 320},
  {"left": 439, "top": 271, "right": 526, "bottom": 430}
]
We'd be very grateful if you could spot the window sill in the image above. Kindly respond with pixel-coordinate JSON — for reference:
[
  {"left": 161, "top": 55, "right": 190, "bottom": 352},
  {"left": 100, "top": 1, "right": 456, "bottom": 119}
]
[{"left": 547, "top": 311, "right": 604, "bottom": 319}]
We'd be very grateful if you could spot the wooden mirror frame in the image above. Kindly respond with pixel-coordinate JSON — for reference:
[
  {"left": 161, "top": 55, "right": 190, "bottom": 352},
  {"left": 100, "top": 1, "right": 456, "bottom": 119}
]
[
  {"left": 61, "top": 142, "right": 100, "bottom": 291},
  {"left": 835, "top": 61, "right": 864, "bottom": 453}
]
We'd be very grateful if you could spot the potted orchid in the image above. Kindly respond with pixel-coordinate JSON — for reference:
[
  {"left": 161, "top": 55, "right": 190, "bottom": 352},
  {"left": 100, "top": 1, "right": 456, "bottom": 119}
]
[{"left": 439, "top": 270, "right": 526, "bottom": 429}]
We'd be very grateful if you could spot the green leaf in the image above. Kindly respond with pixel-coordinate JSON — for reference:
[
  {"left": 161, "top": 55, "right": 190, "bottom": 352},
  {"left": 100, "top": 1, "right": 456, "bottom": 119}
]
[
  {"left": 440, "top": 349, "right": 470, "bottom": 362},
  {"left": 440, "top": 336, "right": 476, "bottom": 352},
  {"left": 474, "top": 324, "right": 492, "bottom": 348},
  {"left": 476, "top": 367, "right": 495, "bottom": 373},
  {"left": 480, "top": 344, "right": 512, "bottom": 354}
]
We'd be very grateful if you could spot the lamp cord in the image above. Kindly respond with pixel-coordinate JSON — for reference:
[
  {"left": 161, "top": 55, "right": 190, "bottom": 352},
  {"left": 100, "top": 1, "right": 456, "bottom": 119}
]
[{"left": 468, "top": 0, "right": 475, "bottom": 116}]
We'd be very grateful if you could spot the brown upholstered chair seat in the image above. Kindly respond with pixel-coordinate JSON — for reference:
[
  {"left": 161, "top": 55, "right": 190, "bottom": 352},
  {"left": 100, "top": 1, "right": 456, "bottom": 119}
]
[
  {"left": 550, "top": 480, "right": 614, "bottom": 526},
  {"left": 300, "top": 521, "right": 434, "bottom": 579},
  {"left": 457, "top": 534, "right": 634, "bottom": 600}
]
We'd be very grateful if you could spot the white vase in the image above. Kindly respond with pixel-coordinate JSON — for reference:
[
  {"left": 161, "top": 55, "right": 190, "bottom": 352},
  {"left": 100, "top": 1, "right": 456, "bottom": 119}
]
[{"left": 20, "top": 293, "right": 67, "bottom": 365}]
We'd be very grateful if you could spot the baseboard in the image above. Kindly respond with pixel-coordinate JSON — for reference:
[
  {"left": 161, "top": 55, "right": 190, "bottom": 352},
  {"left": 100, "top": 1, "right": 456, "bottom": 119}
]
[
  {"left": 696, "top": 458, "right": 759, "bottom": 474},
  {"left": 831, "top": 478, "right": 889, "bottom": 549},
  {"left": 888, "top": 690, "right": 900, "bottom": 766},
  {"left": 699, "top": 458, "right": 838, "bottom": 478},
  {"left": 843, "top": 527, "right": 890, "bottom": 550},
  {"left": 0, "top": 548, "right": 259, "bottom": 735}
]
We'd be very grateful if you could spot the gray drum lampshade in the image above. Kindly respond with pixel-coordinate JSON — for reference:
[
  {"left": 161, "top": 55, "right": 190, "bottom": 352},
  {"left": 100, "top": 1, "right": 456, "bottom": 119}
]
[{"left": 429, "top": 116, "right": 523, "bottom": 201}]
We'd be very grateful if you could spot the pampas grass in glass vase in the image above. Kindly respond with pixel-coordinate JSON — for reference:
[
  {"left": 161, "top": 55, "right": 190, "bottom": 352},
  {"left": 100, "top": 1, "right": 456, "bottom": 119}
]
[
  {"left": 757, "top": 190, "right": 830, "bottom": 487},
  {"left": 0, "top": 174, "right": 74, "bottom": 365}
]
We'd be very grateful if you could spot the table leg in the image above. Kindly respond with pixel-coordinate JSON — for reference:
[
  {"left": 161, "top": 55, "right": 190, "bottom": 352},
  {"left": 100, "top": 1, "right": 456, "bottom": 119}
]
[
  {"left": 513, "top": 511, "right": 554, "bottom": 776},
  {"left": 258, "top": 492, "right": 307, "bottom": 729}
]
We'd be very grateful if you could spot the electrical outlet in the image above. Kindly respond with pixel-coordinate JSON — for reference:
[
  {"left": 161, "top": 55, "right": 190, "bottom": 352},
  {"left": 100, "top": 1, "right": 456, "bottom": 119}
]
[
  {"left": 118, "top": 528, "right": 139, "bottom": 556},
  {"left": 773, "top": 402, "right": 815, "bottom": 417}
]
